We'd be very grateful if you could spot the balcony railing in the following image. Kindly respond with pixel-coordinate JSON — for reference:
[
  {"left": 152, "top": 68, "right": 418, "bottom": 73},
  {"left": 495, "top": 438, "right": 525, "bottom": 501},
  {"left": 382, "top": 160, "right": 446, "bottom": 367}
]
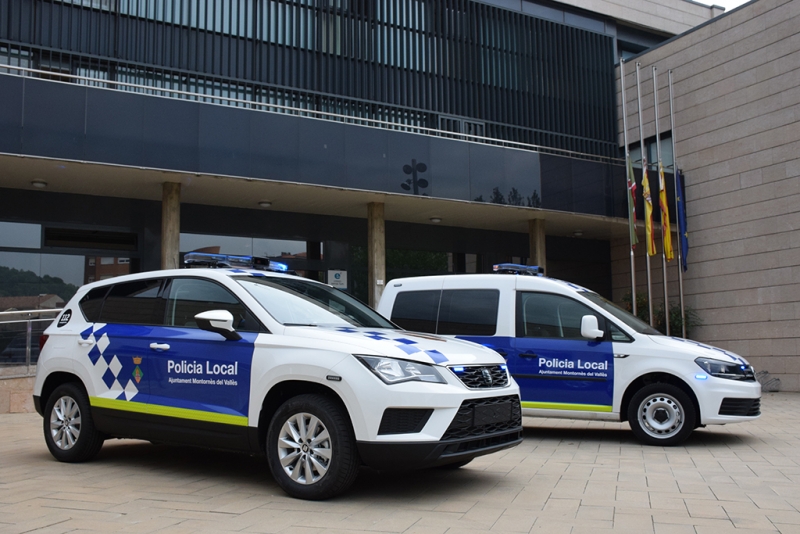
[
  {"left": 0, "top": 64, "right": 623, "bottom": 165},
  {"left": 0, "top": 309, "right": 60, "bottom": 379}
]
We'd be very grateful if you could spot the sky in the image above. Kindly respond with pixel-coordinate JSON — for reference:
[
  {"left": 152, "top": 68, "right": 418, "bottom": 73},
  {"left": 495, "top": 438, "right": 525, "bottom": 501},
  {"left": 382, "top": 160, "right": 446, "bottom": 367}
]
[{"left": 697, "top": 0, "right": 751, "bottom": 11}]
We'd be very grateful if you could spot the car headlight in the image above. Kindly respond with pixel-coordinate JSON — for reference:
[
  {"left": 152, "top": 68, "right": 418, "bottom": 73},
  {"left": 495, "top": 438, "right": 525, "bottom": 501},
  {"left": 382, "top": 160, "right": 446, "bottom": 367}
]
[
  {"left": 355, "top": 355, "right": 447, "bottom": 385},
  {"left": 694, "top": 357, "right": 755, "bottom": 380}
]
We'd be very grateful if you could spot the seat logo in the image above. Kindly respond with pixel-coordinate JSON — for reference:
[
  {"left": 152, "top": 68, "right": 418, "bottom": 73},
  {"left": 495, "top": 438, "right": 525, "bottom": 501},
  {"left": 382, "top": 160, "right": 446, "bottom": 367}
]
[{"left": 481, "top": 368, "right": 493, "bottom": 386}]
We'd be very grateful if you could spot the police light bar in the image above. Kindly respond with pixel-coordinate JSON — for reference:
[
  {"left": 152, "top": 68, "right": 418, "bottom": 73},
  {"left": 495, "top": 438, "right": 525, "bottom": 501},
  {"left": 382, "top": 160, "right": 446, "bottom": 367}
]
[
  {"left": 492, "top": 263, "right": 543, "bottom": 276},
  {"left": 183, "top": 252, "right": 289, "bottom": 273}
]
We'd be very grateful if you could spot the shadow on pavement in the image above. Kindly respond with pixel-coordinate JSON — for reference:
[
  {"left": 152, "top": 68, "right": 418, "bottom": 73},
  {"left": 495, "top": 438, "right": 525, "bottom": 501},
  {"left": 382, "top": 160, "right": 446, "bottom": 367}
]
[{"left": 520, "top": 424, "right": 760, "bottom": 447}]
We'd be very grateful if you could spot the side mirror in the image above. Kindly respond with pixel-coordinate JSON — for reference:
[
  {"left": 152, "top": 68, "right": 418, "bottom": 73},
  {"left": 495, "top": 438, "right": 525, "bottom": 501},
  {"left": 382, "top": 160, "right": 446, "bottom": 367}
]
[
  {"left": 195, "top": 310, "right": 242, "bottom": 341},
  {"left": 580, "top": 315, "right": 604, "bottom": 340}
]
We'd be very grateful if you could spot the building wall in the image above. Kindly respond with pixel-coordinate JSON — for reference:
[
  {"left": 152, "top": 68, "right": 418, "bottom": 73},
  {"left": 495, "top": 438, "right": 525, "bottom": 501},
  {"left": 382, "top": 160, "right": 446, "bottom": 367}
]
[
  {"left": 614, "top": 0, "right": 800, "bottom": 390},
  {"left": 551, "top": 0, "right": 724, "bottom": 35},
  {"left": 0, "top": 375, "right": 35, "bottom": 414}
]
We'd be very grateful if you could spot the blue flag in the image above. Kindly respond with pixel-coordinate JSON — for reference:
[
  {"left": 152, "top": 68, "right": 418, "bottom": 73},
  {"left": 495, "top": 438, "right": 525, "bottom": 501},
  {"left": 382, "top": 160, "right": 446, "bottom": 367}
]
[{"left": 676, "top": 170, "right": 689, "bottom": 272}]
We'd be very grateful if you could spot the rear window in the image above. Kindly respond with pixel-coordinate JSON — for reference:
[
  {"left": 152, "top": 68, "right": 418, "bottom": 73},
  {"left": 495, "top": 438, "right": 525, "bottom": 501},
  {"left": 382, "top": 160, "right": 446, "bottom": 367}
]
[
  {"left": 79, "top": 287, "right": 109, "bottom": 322},
  {"left": 390, "top": 291, "right": 440, "bottom": 333},
  {"left": 390, "top": 289, "right": 499, "bottom": 336},
  {"left": 437, "top": 290, "right": 499, "bottom": 336},
  {"left": 99, "top": 279, "right": 166, "bottom": 325}
]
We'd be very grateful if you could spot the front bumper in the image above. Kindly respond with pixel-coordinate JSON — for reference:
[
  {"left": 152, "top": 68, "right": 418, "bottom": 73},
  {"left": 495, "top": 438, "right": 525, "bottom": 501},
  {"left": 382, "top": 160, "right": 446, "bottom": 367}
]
[
  {"left": 695, "top": 377, "right": 762, "bottom": 425},
  {"left": 357, "top": 394, "right": 523, "bottom": 470},
  {"left": 357, "top": 429, "right": 522, "bottom": 469}
]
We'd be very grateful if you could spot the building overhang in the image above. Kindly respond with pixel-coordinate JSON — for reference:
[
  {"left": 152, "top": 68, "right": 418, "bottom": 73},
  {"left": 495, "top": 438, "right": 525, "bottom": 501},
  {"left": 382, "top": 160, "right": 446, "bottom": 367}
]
[{"left": 1, "top": 153, "right": 631, "bottom": 241}]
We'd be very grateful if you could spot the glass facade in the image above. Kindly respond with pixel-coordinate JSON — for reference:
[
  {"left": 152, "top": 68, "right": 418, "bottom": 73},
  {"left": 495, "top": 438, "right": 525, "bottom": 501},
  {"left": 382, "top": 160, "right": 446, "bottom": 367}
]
[{"left": 1, "top": 0, "right": 619, "bottom": 157}]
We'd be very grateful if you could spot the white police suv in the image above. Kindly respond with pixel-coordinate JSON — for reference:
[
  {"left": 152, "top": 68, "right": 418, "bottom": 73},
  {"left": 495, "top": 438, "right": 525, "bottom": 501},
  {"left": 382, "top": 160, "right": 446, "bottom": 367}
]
[
  {"left": 377, "top": 265, "right": 762, "bottom": 446},
  {"left": 33, "top": 255, "right": 522, "bottom": 500}
]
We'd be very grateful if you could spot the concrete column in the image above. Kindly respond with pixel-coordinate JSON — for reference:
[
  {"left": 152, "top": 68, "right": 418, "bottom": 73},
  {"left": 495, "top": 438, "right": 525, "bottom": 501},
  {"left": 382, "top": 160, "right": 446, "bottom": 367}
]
[
  {"left": 367, "top": 202, "right": 386, "bottom": 308},
  {"left": 528, "top": 219, "right": 546, "bottom": 274},
  {"left": 161, "top": 182, "right": 181, "bottom": 270}
]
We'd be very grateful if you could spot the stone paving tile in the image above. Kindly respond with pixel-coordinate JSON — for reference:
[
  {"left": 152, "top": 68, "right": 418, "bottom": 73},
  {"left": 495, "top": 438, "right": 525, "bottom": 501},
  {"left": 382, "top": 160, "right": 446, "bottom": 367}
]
[{"left": 2, "top": 393, "right": 800, "bottom": 532}]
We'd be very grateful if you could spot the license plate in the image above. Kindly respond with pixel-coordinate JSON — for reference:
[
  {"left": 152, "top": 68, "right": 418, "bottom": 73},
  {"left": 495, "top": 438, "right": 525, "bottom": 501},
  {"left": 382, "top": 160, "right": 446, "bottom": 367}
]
[{"left": 474, "top": 401, "right": 512, "bottom": 426}]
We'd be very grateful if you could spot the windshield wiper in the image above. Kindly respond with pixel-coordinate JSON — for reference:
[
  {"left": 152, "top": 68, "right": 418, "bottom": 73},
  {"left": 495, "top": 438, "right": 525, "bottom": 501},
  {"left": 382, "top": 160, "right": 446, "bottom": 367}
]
[{"left": 282, "top": 323, "right": 319, "bottom": 327}]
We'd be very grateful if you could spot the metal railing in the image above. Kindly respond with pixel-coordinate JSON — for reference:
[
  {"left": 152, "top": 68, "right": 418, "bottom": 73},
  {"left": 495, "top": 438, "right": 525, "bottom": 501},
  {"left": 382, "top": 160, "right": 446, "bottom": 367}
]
[
  {"left": 0, "top": 309, "right": 60, "bottom": 379},
  {"left": 0, "top": 65, "right": 624, "bottom": 165}
]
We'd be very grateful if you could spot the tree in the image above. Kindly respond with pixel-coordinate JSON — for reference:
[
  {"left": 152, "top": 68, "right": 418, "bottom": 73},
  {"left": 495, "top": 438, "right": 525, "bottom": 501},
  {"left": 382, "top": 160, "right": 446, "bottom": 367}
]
[
  {"left": 489, "top": 187, "right": 506, "bottom": 204},
  {"left": 621, "top": 292, "right": 702, "bottom": 338},
  {"left": 507, "top": 187, "right": 524, "bottom": 206},
  {"left": 527, "top": 190, "right": 542, "bottom": 208},
  {"left": 0, "top": 266, "right": 79, "bottom": 302}
]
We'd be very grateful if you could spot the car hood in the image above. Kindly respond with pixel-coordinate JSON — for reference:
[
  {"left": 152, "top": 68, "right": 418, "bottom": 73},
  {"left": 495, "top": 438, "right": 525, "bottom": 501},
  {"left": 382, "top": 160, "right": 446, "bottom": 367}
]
[
  {"left": 647, "top": 336, "right": 751, "bottom": 365},
  {"left": 284, "top": 326, "right": 505, "bottom": 366}
]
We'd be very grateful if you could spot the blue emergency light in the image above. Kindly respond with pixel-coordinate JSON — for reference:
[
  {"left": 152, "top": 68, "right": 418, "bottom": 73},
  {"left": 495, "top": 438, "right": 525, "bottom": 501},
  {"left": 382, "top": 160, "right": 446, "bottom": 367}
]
[
  {"left": 492, "top": 263, "right": 543, "bottom": 276},
  {"left": 183, "top": 252, "right": 290, "bottom": 273}
]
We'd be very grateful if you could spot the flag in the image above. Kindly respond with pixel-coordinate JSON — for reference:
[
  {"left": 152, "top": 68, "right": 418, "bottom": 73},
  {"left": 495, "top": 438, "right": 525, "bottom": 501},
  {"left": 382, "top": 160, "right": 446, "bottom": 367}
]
[
  {"left": 658, "top": 161, "right": 674, "bottom": 261},
  {"left": 641, "top": 156, "right": 656, "bottom": 256},
  {"left": 626, "top": 153, "right": 638, "bottom": 249},
  {"left": 676, "top": 169, "right": 689, "bottom": 272}
]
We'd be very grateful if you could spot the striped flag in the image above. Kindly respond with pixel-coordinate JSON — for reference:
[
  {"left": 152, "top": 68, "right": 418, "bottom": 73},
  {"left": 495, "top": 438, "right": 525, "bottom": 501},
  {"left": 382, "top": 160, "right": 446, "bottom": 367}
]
[
  {"left": 641, "top": 156, "right": 657, "bottom": 256},
  {"left": 659, "top": 161, "right": 674, "bottom": 261},
  {"left": 626, "top": 154, "right": 639, "bottom": 249}
]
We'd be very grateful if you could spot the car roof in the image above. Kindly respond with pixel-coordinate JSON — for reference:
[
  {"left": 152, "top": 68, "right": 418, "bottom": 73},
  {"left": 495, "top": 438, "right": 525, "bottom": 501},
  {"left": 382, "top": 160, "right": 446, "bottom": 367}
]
[
  {"left": 77, "top": 267, "right": 306, "bottom": 291},
  {"left": 386, "top": 273, "right": 594, "bottom": 295}
]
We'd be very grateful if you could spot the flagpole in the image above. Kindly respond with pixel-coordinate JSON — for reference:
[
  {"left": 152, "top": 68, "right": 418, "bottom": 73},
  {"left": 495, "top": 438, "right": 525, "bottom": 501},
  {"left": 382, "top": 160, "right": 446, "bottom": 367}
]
[
  {"left": 669, "top": 69, "right": 687, "bottom": 338},
  {"left": 636, "top": 62, "right": 654, "bottom": 327},
  {"left": 620, "top": 58, "right": 637, "bottom": 316},
  {"left": 653, "top": 66, "right": 671, "bottom": 336}
]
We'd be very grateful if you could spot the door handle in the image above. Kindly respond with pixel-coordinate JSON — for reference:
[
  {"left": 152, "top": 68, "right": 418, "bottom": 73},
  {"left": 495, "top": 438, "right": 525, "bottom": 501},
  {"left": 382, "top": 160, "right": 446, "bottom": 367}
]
[
  {"left": 77, "top": 338, "right": 95, "bottom": 346},
  {"left": 149, "top": 343, "right": 171, "bottom": 351},
  {"left": 519, "top": 352, "right": 538, "bottom": 359}
]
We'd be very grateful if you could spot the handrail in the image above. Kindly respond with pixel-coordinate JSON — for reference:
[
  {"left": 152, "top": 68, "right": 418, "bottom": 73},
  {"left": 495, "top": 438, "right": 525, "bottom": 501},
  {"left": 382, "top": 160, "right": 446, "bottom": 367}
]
[
  {"left": 0, "top": 308, "right": 61, "bottom": 317},
  {"left": 0, "top": 310, "right": 55, "bottom": 379},
  {"left": 1, "top": 65, "right": 624, "bottom": 165}
]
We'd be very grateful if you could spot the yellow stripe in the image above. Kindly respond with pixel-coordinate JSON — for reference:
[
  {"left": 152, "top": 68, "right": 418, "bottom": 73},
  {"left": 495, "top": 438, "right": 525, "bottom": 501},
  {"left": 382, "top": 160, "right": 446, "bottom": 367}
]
[
  {"left": 90, "top": 397, "right": 248, "bottom": 426},
  {"left": 521, "top": 401, "right": 613, "bottom": 412}
]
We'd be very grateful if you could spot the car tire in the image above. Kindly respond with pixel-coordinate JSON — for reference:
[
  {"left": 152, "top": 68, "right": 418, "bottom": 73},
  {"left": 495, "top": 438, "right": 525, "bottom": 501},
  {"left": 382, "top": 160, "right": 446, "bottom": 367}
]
[
  {"left": 43, "top": 383, "right": 105, "bottom": 462},
  {"left": 628, "top": 383, "right": 697, "bottom": 446},
  {"left": 266, "top": 394, "right": 360, "bottom": 500}
]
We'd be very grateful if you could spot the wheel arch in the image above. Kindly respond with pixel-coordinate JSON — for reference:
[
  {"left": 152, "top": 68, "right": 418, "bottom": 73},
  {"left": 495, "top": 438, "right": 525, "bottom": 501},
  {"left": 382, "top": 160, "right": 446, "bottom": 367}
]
[
  {"left": 38, "top": 372, "right": 85, "bottom": 416},
  {"left": 256, "top": 380, "right": 349, "bottom": 453},
  {"left": 620, "top": 372, "right": 701, "bottom": 426}
]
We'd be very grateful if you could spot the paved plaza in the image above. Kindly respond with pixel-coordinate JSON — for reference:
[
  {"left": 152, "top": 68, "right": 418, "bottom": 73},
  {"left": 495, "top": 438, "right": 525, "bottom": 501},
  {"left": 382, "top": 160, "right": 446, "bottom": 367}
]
[{"left": 1, "top": 393, "right": 799, "bottom": 533}]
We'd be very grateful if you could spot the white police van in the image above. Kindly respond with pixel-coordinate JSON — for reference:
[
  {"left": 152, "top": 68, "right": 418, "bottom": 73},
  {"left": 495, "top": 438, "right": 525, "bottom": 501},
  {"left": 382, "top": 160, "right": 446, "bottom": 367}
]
[
  {"left": 377, "top": 265, "right": 762, "bottom": 446},
  {"left": 33, "top": 254, "right": 522, "bottom": 500}
]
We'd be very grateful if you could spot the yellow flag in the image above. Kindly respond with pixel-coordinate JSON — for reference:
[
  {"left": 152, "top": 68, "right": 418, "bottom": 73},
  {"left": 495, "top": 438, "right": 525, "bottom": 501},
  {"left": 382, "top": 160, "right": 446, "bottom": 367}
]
[
  {"left": 659, "top": 162, "right": 674, "bottom": 261},
  {"left": 642, "top": 159, "right": 657, "bottom": 256}
]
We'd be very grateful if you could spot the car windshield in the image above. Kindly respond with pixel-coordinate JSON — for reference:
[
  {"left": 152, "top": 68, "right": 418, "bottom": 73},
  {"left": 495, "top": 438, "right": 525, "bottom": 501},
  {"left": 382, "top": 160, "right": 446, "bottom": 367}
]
[
  {"left": 580, "top": 292, "right": 661, "bottom": 335},
  {"left": 235, "top": 276, "right": 396, "bottom": 329}
]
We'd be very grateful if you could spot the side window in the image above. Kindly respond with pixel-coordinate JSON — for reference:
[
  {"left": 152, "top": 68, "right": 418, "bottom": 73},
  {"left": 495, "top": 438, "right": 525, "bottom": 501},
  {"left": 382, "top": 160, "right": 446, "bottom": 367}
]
[
  {"left": 165, "top": 278, "right": 263, "bottom": 332},
  {"left": 390, "top": 290, "right": 440, "bottom": 333},
  {"left": 516, "top": 292, "right": 602, "bottom": 340},
  {"left": 608, "top": 322, "right": 633, "bottom": 342},
  {"left": 79, "top": 287, "right": 109, "bottom": 322},
  {"left": 99, "top": 279, "right": 166, "bottom": 325},
  {"left": 437, "top": 289, "right": 499, "bottom": 336}
]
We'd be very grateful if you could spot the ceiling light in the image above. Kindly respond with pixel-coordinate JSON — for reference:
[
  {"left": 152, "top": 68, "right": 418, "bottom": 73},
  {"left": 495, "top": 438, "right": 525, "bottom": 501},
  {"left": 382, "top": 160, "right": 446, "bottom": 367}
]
[
  {"left": 258, "top": 201, "right": 272, "bottom": 208},
  {"left": 573, "top": 230, "right": 583, "bottom": 237},
  {"left": 31, "top": 180, "right": 48, "bottom": 189},
  {"left": 430, "top": 217, "right": 442, "bottom": 223}
]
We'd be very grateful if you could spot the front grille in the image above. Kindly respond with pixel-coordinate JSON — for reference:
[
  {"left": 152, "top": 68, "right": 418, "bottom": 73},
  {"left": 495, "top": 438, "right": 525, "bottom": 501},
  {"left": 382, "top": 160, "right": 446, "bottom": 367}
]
[
  {"left": 719, "top": 398, "right": 761, "bottom": 417},
  {"left": 378, "top": 408, "right": 433, "bottom": 435},
  {"left": 449, "top": 365, "right": 509, "bottom": 389},
  {"left": 441, "top": 394, "right": 521, "bottom": 440}
]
